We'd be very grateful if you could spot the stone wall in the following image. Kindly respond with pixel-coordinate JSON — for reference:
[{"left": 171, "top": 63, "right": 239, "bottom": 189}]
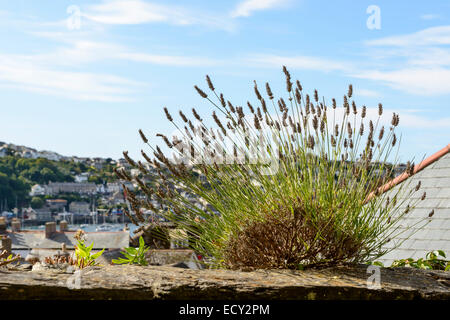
[{"left": 0, "top": 263, "right": 448, "bottom": 300}]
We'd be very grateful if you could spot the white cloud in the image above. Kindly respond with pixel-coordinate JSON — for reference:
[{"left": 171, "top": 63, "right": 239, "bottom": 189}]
[
  {"left": 399, "top": 112, "right": 450, "bottom": 128},
  {"left": 0, "top": 11, "right": 226, "bottom": 102},
  {"left": 328, "top": 106, "right": 450, "bottom": 130},
  {"left": 353, "top": 68, "right": 450, "bottom": 96},
  {"left": 406, "top": 47, "right": 450, "bottom": 67},
  {"left": 358, "top": 107, "right": 449, "bottom": 129},
  {"left": 366, "top": 25, "right": 450, "bottom": 47},
  {"left": 84, "top": 0, "right": 235, "bottom": 31},
  {"left": 360, "top": 26, "right": 450, "bottom": 95},
  {"left": 0, "top": 34, "right": 223, "bottom": 102},
  {"left": 0, "top": 54, "right": 143, "bottom": 102},
  {"left": 356, "top": 89, "right": 380, "bottom": 98},
  {"left": 248, "top": 54, "right": 350, "bottom": 72},
  {"left": 245, "top": 26, "right": 450, "bottom": 97},
  {"left": 231, "top": 0, "right": 289, "bottom": 18},
  {"left": 85, "top": 0, "right": 167, "bottom": 24},
  {"left": 116, "top": 52, "right": 220, "bottom": 67},
  {"left": 29, "top": 40, "right": 222, "bottom": 67},
  {"left": 420, "top": 14, "right": 440, "bottom": 21}
]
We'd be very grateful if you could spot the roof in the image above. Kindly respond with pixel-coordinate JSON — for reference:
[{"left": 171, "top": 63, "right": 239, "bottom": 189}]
[
  {"left": 377, "top": 144, "right": 450, "bottom": 266},
  {"left": 69, "top": 201, "right": 89, "bottom": 205},
  {"left": 8, "top": 230, "right": 129, "bottom": 249},
  {"left": 367, "top": 144, "right": 450, "bottom": 201}
]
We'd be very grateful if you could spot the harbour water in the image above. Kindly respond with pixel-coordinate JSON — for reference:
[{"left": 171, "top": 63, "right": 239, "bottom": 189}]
[{"left": 22, "top": 223, "right": 139, "bottom": 233}]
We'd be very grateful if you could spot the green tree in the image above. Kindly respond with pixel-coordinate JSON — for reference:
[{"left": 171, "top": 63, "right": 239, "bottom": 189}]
[
  {"left": 40, "top": 167, "right": 57, "bottom": 183},
  {"left": 0, "top": 172, "right": 30, "bottom": 210},
  {"left": 31, "top": 196, "right": 44, "bottom": 209},
  {"left": 88, "top": 175, "right": 103, "bottom": 184}
]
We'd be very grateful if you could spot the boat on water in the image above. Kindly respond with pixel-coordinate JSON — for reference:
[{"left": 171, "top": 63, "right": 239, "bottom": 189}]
[{"left": 95, "top": 224, "right": 116, "bottom": 232}]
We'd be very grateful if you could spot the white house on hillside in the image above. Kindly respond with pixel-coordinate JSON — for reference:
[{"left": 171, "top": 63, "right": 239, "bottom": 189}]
[{"left": 29, "top": 184, "right": 46, "bottom": 196}]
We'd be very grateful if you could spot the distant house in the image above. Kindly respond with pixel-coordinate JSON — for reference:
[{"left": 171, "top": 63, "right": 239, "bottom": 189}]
[
  {"left": 74, "top": 172, "right": 89, "bottom": 183},
  {"left": 39, "top": 151, "right": 62, "bottom": 161},
  {"left": 130, "top": 168, "right": 140, "bottom": 177},
  {"left": 393, "top": 163, "right": 408, "bottom": 177},
  {"left": 378, "top": 144, "right": 450, "bottom": 266},
  {"left": 22, "top": 150, "right": 36, "bottom": 159},
  {"left": 22, "top": 207, "right": 36, "bottom": 220},
  {"left": 110, "top": 191, "right": 125, "bottom": 205},
  {"left": 69, "top": 201, "right": 90, "bottom": 214},
  {"left": 45, "top": 199, "right": 67, "bottom": 211},
  {"left": 117, "top": 158, "right": 131, "bottom": 169},
  {"left": 29, "top": 184, "right": 46, "bottom": 196},
  {"left": 106, "top": 182, "right": 134, "bottom": 194},
  {"left": 97, "top": 184, "right": 107, "bottom": 193},
  {"left": 33, "top": 209, "right": 53, "bottom": 222},
  {"left": 92, "top": 158, "right": 105, "bottom": 170},
  {"left": 22, "top": 206, "right": 36, "bottom": 220},
  {"left": 71, "top": 156, "right": 88, "bottom": 163},
  {"left": 106, "top": 182, "right": 121, "bottom": 193},
  {"left": 47, "top": 182, "right": 97, "bottom": 195},
  {"left": 0, "top": 146, "right": 9, "bottom": 157}
]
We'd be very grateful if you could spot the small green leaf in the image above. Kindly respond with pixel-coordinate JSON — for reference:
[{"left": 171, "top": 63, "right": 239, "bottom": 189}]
[
  {"left": 139, "top": 259, "right": 148, "bottom": 266},
  {"left": 77, "top": 249, "right": 88, "bottom": 258},
  {"left": 122, "top": 252, "right": 134, "bottom": 260},
  {"left": 78, "top": 244, "right": 89, "bottom": 255},
  {"left": 427, "top": 251, "right": 437, "bottom": 260},
  {"left": 372, "top": 261, "right": 384, "bottom": 267},
  {"left": 125, "top": 247, "right": 138, "bottom": 255},
  {"left": 112, "top": 258, "right": 130, "bottom": 265},
  {"left": 91, "top": 249, "right": 104, "bottom": 260}
]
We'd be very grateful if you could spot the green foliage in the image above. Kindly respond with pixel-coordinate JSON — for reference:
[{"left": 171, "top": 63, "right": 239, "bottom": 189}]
[
  {"left": 30, "top": 196, "right": 44, "bottom": 209},
  {"left": 0, "top": 249, "right": 21, "bottom": 266},
  {"left": 112, "top": 236, "right": 149, "bottom": 266},
  {"left": 120, "top": 69, "right": 429, "bottom": 269},
  {"left": 0, "top": 171, "right": 29, "bottom": 209},
  {"left": 367, "top": 261, "right": 385, "bottom": 267},
  {"left": 15, "top": 157, "right": 75, "bottom": 184},
  {"left": 73, "top": 231, "right": 104, "bottom": 269},
  {"left": 0, "top": 156, "right": 74, "bottom": 210},
  {"left": 391, "top": 250, "right": 449, "bottom": 271},
  {"left": 0, "top": 155, "right": 118, "bottom": 210},
  {"left": 74, "top": 240, "right": 104, "bottom": 269}
]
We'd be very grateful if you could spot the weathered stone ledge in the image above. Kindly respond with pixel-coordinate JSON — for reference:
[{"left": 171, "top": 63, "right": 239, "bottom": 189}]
[{"left": 0, "top": 264, "right": 449, "bottom": 300}]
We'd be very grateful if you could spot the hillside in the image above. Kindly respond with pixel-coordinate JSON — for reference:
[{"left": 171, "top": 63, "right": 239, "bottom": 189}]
[{"left": 0, "top": 143, "right": 119, "bottom": 211}]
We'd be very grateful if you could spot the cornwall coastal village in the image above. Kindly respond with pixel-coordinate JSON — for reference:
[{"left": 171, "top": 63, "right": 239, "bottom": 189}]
[
  {"left": 0, "top": 141, "right": 164, "bottom": 227},
  {"left": 0, "top": 0, "right": 449, "bottom": 313}
]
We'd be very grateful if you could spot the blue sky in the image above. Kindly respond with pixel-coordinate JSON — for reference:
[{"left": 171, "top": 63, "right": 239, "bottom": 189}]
[{"left": 0, "top": 0, "right": 449, "bottom": 162}]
